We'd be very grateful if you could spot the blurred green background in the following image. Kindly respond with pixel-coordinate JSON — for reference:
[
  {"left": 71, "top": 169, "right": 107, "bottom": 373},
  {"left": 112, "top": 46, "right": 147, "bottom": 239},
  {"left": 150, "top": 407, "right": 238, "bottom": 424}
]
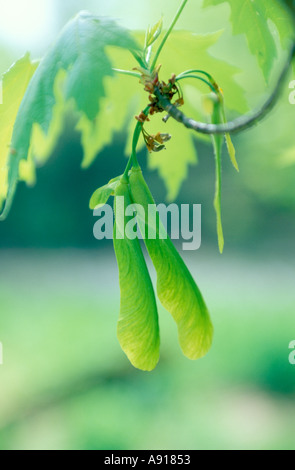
[{"left": 0, "top": 0, "right": 294, "bottom": 450}]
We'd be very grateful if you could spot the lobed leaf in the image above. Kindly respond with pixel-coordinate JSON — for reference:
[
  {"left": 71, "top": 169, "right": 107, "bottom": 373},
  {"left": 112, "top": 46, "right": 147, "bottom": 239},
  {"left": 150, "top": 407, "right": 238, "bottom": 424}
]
[
  {"left": 133, "top": 30, "right": 247, "bottom": 200},
  {"left": 203, "top": 0, "right": 294, "bottom": 81},
  {"left": 0, "top": 12, "right": 139, "bottom": 220},
  {"left": 78, "top": 47, "right": 141, "bottom": 169},
  {"left": 81, "top": 30, "right": 247, "bottom": 202},
  {"left": 1, "top": 23, "right": 248, "bottom": 216},
  {"left": 0, "top": 54, "right": 39, "bottom": 211}
]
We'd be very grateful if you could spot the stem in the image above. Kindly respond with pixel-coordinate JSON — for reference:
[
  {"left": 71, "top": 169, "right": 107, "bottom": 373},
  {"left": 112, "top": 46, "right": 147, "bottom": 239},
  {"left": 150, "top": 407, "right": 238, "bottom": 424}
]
[
  {"left": 132, "top": 50, "right": 148, "bottom": 69},
  {"left": 151, "top": 0, "right": 189, "bottom": 70},
  {"left": 122, "top": 159, "right": 132, "bottom": 181},
  {"left": 122, "top": 122, "right": 142, "bottom": 179},
  {"left": 113, "top": 69, "right": 141, "bottom": 79},
  {"left": 155, "top": 42, "right": 295, "bottom": 135},
  {"left": 123, "top": 107, "right": 150, "bottom": 179},
  {"left": 211, "top": 104, "right": 224, "bottom": 254},
  {"left": 177, "top": 69, "right": 216, "bottom": 83},
  {"left": 176, "top": 74, "right": 217, "bottom": 93}
]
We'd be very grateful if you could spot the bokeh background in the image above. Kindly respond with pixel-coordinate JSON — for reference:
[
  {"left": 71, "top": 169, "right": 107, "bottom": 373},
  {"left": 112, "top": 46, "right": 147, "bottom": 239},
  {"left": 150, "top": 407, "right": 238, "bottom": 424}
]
[{"left": 0, "top": 0, "right": 294, "bottom": 450}]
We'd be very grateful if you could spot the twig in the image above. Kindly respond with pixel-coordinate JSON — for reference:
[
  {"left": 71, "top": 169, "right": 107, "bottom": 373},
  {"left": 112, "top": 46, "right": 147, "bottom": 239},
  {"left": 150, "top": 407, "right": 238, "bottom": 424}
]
[{"left": 154, "top": 43, "right": 295, "bottom": 135}]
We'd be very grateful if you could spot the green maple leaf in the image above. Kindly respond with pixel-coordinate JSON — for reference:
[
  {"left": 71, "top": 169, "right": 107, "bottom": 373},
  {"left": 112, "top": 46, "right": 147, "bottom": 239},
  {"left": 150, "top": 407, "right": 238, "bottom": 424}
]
[
  {"left": 0, "top": 21, "right": 247, "bottom": 214},
  {"left": 157, "top": 30, "right": 248, "bottom": 113},
  {"left": 144, "top": 30, "right": 246, "bottom": 200},
  {"left": 78, "top": 48, "right": 142, "bottom": 169},
  {"left": 145, "top": 114, "right": 198, "bottom": 201},
  {"left": 0, "top": 12, "right": 138, "bottom": 220},
  {"left": 0, "top": 54, "right": 39, "bottom": 211},
  {"left": 79, "top": 29, "right": 247, "bottom": 201},
  {"left": 203, "top": 0, "right": 294, "bottom": 81},
  {"left": 122, "top": 31, "right": 246, "bottom": 201}
]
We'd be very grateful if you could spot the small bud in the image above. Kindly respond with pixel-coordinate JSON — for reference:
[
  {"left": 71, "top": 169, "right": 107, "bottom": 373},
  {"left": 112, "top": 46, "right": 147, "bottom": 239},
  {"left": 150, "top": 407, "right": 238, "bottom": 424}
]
[
  {"left": 135, "top": 112, "right": 150, "bottom": 123},
  {"left": 154, "top": 132, "right": 172, "bottom": 144},
  {"left": 169, "top": 74, "right": 176, "bottom": 85},
  {"left": 144, "top": 83, "right": 154, "bottom": 93},
  {"left": 174, "top": 97, "right": 184, "bottom": 107},
  {"left": 146, "top": 143, "right": 154, "bottom": 153}
]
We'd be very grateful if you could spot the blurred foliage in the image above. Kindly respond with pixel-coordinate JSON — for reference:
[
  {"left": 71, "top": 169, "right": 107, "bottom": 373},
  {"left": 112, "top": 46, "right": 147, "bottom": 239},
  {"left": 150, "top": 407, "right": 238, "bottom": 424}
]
[
  {"left": 0, "top": 54, "right": 38, "bottom": 208},
  {"left": 0, "top": 252, "right": 294, "bottom": 450},
  {"left": 0, "top": 0, "right": 294, "bottom": 451},
  {"left": 0, "top": 14, "right": 138, "bottom": 218},
  {"left": 130, "top": 30, "right": 247, "bottom": 200},
  {"left": 203, "top": 0, "right": 294, "bottom": 81}
]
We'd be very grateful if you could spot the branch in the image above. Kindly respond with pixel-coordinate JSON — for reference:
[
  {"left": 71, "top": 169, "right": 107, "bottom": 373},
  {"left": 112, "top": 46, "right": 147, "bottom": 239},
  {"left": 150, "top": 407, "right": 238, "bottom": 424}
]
[{"left": 155, "top": 43, "right": 295, "bottom": 135}]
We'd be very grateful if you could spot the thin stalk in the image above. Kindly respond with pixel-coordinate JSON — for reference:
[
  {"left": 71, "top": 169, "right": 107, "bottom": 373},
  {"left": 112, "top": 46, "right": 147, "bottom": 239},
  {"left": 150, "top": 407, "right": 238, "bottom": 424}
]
[
  {"left": 113, "top": 69, "right": 141, "bottom": 79},
  {"left": 122, "top": 158, "right": 132, "bottom": 181},
  {"left": 123, "top": 107, "right": 150, "bottom": 179},
  {"left": 176, "top": 74, "right": 217, "bottom": 93},
  {"left": 177, "top": 69, "right": 216, "bottom": 83},
  {"left": 132, "top": 50, "right": 148, "bottom": 69},
  {"left": 151, "top": 0, "right": 189, "bottom": 70}
]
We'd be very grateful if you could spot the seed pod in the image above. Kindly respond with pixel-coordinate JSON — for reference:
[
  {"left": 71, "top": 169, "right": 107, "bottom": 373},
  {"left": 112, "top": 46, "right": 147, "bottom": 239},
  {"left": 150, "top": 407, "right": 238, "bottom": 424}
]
[
  {"left": 129, "top": 168, "right": 213, "bottom": 360},
  {"left": 113, "top": 179, "right": 160, "bottom": 371}
]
